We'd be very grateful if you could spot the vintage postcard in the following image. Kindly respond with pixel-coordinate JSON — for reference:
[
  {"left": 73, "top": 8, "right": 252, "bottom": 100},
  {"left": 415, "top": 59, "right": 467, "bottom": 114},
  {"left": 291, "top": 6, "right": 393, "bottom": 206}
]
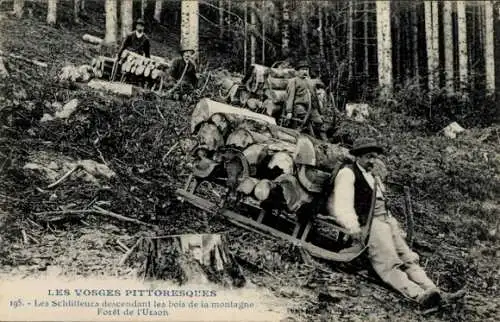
[{"left": 0, "top": 0, "right": 498, "bottom": 321}]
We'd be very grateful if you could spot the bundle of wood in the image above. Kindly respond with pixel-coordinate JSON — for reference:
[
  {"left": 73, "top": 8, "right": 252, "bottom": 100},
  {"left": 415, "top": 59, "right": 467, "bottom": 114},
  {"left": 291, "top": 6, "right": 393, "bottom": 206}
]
[
  {"left": 90, "top": 51, "right": 170, "bottom": 90},
  {"left": 189, "top": 99, "right": 354, "bottom": 214},
  {"left": 58, "top": 64, "right": 94, "bottom": 82},
  {"left": 214, "top": 64, "right": 327, "bottom": 119}
]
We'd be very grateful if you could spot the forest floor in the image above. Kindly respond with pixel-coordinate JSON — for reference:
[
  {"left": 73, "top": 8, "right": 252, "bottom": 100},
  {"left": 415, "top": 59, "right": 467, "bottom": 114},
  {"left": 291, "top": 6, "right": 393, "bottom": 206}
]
[{"left": 0, "top": 3, "right": 499, "bottom": 322}]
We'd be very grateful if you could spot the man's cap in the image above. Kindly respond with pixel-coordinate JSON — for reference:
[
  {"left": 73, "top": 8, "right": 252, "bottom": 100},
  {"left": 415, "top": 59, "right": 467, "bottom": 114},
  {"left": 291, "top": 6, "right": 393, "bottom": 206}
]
[
  {"left": 296, "top": 60, "right": 310, "bottom": 69},
  {"left": 349, "top": 137, "right": 384, "bottom": 156},
  {"left": 135, "top": 18, "right": 145, "bottom": 26}
]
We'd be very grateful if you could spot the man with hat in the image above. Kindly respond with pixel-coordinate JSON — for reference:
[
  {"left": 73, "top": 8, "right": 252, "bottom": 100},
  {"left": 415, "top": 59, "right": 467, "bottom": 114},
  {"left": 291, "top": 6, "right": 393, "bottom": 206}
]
[
  {"left": 169, "top": 47, "right": 198, "bottom": 99},
  {"left": 285, "top": 60, "right": 327, "bottom": 139},
  {"left": 117, "top": 18, "right": 151, "bottom": 59},
  {"left": 327, "top": 137, "right": 465, "bottom": 309}
]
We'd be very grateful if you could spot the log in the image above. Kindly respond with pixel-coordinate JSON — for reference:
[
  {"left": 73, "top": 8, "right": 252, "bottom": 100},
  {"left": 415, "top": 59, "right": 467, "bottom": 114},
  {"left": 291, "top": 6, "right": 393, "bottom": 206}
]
[
  {"left": 246, "top": 98, "right": 263, "bottom": 111},
  {"left": 137, "top": 234, "right": 246, "bottom": 287},
  {"left": 254, "top": 179, "right": 275, "bottom": 201},
  {"left": 266, "top": 76, "right": 290, "bottom": 90},
  {"left": 243, "top": 144, "right": 268, "bottom": 166},
  {"left": 243, "top": 64, "right": 268, "bottom": 92},
  {"left": 264, "top": 88, "right": 287, "bottom": 104},
  {"left": 263, "top": 98, "right": 281, "bottom": 116},
  {"left": 293, "top": 136, "right": 354, "bottom": 172},
  {"left": 297, "top": 164, "right": 331, "bottom": 193},
  {"left": 87, "top": 79, "right": 138, "bottom": 96},
  {"left": 209, "top": 113, "right": 230, "bottom": 137},
  {"left": 226, "top": 128, "right": 254, "bottom": 149},
  {"left": 0, "top": 50, "right": 48, "bottom": 68},
  {"left": 269, "top": 67, "right": 296, "bottom": 78},
  {"left": 82, "top": 34, "right": 103, "bottom": 45},
  {"left": 197, "top": 122, "right": 224, "bottom": 151},
  {"left": 191, "top": 98, "right": 276, "bottom": 134},
  {"left": 237, "top": 177, "right": 259, "bottom": 195},
  {"left": 273, "top": 174, "right": 313, "bottom": 213},
  {"left": 267, "top": 151, "right": 294, "bottom": 175}
]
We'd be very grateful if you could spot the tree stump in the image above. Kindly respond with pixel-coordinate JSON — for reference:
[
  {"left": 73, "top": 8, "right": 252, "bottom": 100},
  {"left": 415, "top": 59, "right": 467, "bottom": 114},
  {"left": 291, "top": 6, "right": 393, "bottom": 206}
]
[{"left": 131, "top": 234, "right": 246, "bottom": 287}]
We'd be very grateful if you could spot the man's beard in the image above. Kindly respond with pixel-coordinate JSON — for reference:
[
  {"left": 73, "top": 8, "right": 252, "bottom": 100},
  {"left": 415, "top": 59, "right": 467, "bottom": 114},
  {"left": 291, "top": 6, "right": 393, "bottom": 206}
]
[{"left": 136, "top": 31, "right": 144, "bottom": 37}]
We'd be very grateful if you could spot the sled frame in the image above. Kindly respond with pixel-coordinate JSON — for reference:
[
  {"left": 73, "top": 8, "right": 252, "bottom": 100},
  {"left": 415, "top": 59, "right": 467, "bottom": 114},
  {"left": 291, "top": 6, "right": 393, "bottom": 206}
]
[{"left": 176, "top": 175, "right": 367, "bottom": 263}]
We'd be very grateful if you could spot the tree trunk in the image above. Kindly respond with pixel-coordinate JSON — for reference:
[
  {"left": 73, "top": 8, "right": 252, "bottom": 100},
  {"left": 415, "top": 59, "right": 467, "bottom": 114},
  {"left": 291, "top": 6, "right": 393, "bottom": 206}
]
[
  {"left": 261, "top": 0, "right": 266, "bottom": 64},
  {"left": 219, "top": 0, "right": 224, "bottom": 40},
  {"left": 282, "top": 0, "right": 290, "bottom": 58},
  {"left": 363, "top": 1, "right": 369, "bottom": 78},
  {"left": 13, "top": 0, "right": 24, "bottom": 18},
  {"left": 141, "top": 0, "right": 146, "bottom": 18},
  {"left": 376, "top": 0, "right": 393, "bottom": 96},
  {"left": 47, "top": 0, "right": 58, "bottom": 26},
  {"left": 250, "top": 1, "right": 256, "bottom": 65},
  {"left": 484, "top": 1, "right": 496, "bottom": 95},
  {"left": 411, "top": 7, "right": 419, "bottom": 78},
  {"left": 318, "top": 4, "right": 325, "bottom": 72},
  {"left": 154, "top": 0, "right": 163, "bottom": 23},
  {"left": 121, "top": 0, "right": 133, "bottom": 39},
  {"left": 180, "top": 0, "right": 199, "bottom": 61},
  {"left": 243, "top": 1, "right": 248, "bottom": 74},
  {"left": 457, "top": 1, "right": 468, "bottom": 91},
  {"left": 425, "top": 1, "right": 439, "bottom": 92},
  {"left": 301, "top": 2, "right": 309, "bottom": 60},
  {"left": 347, "top": 0, "right": 354, "bottom": 82},
  {"left": 104, "top": 0, "right": 118, "bottom": 45},
  {"left": 443, "top": 1, "right": 454, "bottom": 93}
]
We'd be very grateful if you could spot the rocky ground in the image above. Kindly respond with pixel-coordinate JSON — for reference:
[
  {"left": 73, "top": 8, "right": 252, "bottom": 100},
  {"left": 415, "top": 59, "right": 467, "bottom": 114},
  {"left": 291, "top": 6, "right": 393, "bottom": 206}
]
[{"left": 0, "top": 3, "right": 499, "bottom": 322}]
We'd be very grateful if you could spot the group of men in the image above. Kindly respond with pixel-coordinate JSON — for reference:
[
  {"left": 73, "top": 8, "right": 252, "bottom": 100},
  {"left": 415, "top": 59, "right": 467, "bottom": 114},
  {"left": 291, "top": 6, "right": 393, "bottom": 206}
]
[{"left": 117, "top": 19, "right": 465, "bottom": 310}]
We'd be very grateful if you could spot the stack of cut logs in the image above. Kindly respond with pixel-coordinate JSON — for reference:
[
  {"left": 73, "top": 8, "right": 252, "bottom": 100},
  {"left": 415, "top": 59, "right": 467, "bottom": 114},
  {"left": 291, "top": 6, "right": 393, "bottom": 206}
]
[
  {"left": 218, "top": 64, "right": 326, "bottom": 119},
  {"left": 90, "top": 50, "right": 170, "bottom": 90},
  {"left": 189, "top": 98, "right": 354, "bottom": 214}
]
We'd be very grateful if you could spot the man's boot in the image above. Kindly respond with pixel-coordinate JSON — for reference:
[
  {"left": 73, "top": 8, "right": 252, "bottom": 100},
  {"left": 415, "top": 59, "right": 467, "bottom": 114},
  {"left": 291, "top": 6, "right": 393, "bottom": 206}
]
[{"left": 416, "top": 288, "right": 442, "bottom": 309}]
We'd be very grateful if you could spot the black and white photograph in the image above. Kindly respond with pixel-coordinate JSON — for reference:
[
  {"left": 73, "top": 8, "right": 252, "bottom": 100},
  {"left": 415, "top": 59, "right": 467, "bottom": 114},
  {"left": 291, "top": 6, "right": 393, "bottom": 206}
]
[{"left": 0, "top": 0, "right": 498, "bottom": 321}]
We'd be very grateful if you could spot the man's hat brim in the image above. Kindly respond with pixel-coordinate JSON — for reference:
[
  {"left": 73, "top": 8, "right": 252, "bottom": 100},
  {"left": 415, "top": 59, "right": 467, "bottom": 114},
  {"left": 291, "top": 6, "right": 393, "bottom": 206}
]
[{"left": 349, "top": 145, "right": 384, "bottom": 156}]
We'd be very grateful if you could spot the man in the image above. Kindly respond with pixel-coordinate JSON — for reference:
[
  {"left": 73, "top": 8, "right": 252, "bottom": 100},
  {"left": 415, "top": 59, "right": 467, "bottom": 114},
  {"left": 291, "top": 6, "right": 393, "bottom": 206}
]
[
  {"left": 169, "top": 47, "right": 198, "bottom": 99},
  {"left": 285, "top": 60, "right": 327, "bottom": 139},
  {"left": 117, "top": 18, "right": 151, "bottom": 59},
  {"left": 327, "top": 137, "right": 465, "bottom": 309}
]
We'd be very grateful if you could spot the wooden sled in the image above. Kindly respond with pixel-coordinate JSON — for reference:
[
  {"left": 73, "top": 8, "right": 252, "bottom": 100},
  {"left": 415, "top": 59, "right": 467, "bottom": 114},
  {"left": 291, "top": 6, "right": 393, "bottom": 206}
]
[{"left": 176, "top": 170, "right": 377, "bottom": 263}]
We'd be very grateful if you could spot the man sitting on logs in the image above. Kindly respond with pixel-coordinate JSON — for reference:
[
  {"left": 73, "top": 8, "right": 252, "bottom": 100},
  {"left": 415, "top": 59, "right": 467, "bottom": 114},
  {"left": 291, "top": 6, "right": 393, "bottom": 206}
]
[
  {"left": 169, "top": 47, "right": 198, "bottom": 100},
  {"left": 285, "top": 60, "right": 327, "bottom": 140},
  {"left": 117, "top": 18, "right": 151, "bottom": 59},
  {"left": 327, "top": 137, "right": 465, "bottom": 309}
]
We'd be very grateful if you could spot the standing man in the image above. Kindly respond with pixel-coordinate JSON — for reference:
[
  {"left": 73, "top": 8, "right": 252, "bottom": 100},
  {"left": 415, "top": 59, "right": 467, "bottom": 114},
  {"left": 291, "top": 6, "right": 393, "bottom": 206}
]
[
  {"left": 285, "top": 60, "right": 327, "bottom": 140},
  {"left": 169, "top": 47, "right": 198, "bottom": 99},
  {"left": 327, "top": 137, "right": 465, "bottom": 309},
  {"left": 117, "top": 18, "right": 151, "bottom": 59}
]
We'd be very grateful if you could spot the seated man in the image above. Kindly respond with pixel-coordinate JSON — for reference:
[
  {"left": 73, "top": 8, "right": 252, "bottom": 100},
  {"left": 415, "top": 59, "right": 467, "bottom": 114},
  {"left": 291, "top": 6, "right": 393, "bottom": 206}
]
[
  {"left": 327, "top": 137, "right": 465, "bottom": 309},
  {"left": 117, "top": 18, "right": 151, "bottom": 59},
  {"left": 285, "top": 60, "right": 327, "bottom": 140},
  {"left": 169, "top": 47, "right": 198, "bottom": 99}
]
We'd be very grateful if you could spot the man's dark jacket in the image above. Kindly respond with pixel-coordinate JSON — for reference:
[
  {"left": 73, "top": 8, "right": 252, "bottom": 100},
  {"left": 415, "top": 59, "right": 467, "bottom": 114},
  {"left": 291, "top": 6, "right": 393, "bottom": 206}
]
[
  {"left": 118, "top": 32, "right": 150, "bottom": 58},
  {"left": 170, "top": 58, "right": 198, "bottom": 87}
]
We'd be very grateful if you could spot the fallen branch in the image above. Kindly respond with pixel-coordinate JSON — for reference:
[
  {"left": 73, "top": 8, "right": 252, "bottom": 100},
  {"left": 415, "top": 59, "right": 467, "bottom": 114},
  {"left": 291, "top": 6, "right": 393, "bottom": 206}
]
[
  {"left": 92, "top": 206, "right": 158, "bottom": 228},
  {"left": 0, "top": 50, "right": 48, "bottom": 68},
  {"left": 404, "top": 186, "right": 415, "bottom": 247},
  {"left": 162, "top": 142, "right": 179, "bottom": 161},
  {"left": 46, "top": 165, "right": 82, "bottom": 189},
  {"left": 33, "top": 207, "right": 158, "bottom": 229},
  {"left": 116, "top": 240, "right": 130, "bottom": 252},
  {"left": 119, "top": 237, "right": 143, "bottom": 266}
]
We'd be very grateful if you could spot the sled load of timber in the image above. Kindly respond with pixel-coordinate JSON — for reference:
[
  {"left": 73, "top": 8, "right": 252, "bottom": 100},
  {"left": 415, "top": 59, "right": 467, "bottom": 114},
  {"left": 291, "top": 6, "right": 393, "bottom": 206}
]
[
  {"left": 90, "top": 50, "right": 170, "bottom": 91},
  {"left": 218, "top": 63, "right": 327, "bottom": 120},
  {"left": 177, "top": 98, "right": 369, "bottom": 263}
]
